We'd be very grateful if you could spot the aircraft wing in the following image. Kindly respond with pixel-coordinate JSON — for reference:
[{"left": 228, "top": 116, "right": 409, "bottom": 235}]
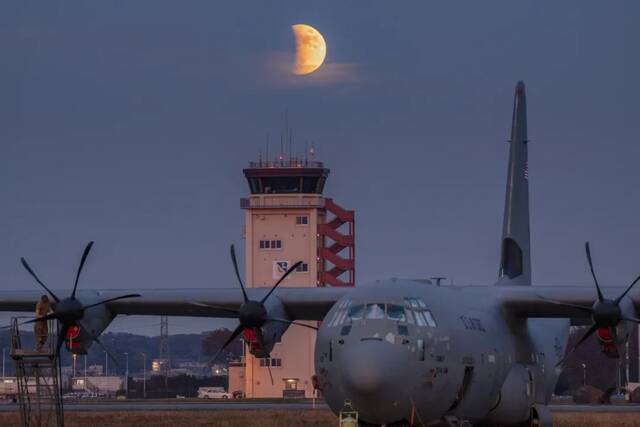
[
  {"left": 0, "top": 287, "right": 349, "bottom": 321},
  {"left": 499, "top": 285, "right": 638, "bottom": 318}
]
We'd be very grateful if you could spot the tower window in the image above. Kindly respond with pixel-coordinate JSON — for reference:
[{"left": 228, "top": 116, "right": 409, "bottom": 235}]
[
  {"left": 295, "top": 216, "right": 309, "bottom": 225},
  {"left": 259, "top": 240, "right": 282, "bottom": 250},
  {"left": 259, "top": 358, "right": 282, "bottom": 368},
  {"left": 295, "top": 263, "right": 309, "bottom": 273}
]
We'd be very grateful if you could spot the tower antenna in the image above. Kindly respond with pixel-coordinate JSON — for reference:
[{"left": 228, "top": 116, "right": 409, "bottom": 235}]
[
  {"left": 280, "top": 132, "right": 284, "bottom": 164},
  {"left": 289, "top": 127, "right": 293, "bottom": 164}
]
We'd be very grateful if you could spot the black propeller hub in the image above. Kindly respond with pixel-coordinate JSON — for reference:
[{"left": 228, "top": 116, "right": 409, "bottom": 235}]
[
  {"left": 53, "top": 298, "right": 84, "bottom": 323},
  {"left": 592, "top": 300, "right": 622, "bottom": 328},
  {"left": 238, "top": 301, "right": 267, "bottom": 328}
]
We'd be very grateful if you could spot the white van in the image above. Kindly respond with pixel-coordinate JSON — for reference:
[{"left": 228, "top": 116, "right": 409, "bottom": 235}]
[{"left": 197, "top": 387, "right": 232, "bottom": 399}]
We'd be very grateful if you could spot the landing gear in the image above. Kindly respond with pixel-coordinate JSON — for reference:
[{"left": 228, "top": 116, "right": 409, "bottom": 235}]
[
  {"left": 510, "top": 405, "right": 552, "bottom": 427},
  {"left": 528, "top": 405, "right": 551, "bottom": 427}
]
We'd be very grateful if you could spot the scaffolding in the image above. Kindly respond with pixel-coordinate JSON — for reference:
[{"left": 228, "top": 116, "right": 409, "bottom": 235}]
[{"left": 10, "top": 317, "right": 64, "bottom": 427}]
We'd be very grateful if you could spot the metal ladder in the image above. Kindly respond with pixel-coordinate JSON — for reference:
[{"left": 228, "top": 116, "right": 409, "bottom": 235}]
[{"left": 10, "top": 317, "right": 64, "bottom": 427}]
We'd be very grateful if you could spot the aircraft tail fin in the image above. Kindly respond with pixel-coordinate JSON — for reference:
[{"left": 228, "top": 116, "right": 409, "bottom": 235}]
[{"left": 497, "top": 81, "right": 531, "bottom": 286}]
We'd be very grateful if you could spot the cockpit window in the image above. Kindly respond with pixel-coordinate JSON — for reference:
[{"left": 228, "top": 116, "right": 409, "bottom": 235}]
[
  {"left": 387, "top": 304, "right": 406, "bottom": 322},
  {"left": 423, "top": 310, "right": 437, "bottom": 327},
  {"left": 404, "top": 309, "right": 415, "bottom": 325},
  {"left": 364, "top": 303, "right": 386, "bottom": 320},
  {"left": 348, "top": 305, "right": 365, "bottom": 320},
  {"left": 414, "top": 311, "right": 427, "bottom": 327},
  {"left": 328, "top": 299, "right": 352, "bottom": 327},
  {"left": 404, "top": 297, "right": 437, "bottom": 328},
  {"left": 330, "top": 300, "right": 429, "bottom": 326}
]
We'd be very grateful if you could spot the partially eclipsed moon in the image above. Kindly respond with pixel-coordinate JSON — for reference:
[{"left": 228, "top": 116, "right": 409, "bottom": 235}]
[{"left": 292, "top": 24, "right": 326, "bottom": 75}]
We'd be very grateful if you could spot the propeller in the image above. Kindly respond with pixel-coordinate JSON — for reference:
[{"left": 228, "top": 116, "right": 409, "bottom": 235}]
[
  {"left": 547, "top": 242, "right": 640, "bottom": 366},
  {"left": 20, "top": 241, "right": 141, "bottom": 359},
  {"left": 199, "top": 244, "right": 317, "bottom": 365}
]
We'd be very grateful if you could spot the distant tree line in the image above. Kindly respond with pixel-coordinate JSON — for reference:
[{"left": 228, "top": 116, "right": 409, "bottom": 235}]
[{"left": 0, "top": 327, "right": 243, "bottom": 376}]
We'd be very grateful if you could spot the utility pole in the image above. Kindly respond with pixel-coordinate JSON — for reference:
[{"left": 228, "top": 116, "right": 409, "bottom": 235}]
[
  {"left": 626, "top": 340, "right": 630, "bottom": 389},
  {"left": 159, "top": 315, "right": 170, "bottom": 396},
  {"left": 124, "top": 352, "right": 129, "bottom": 397},
  {"left": 159, "top": 315, "right": 170, "bottom": 371},
  {"left": 141, "top": 353, "right": 147, "bottom": 399}
]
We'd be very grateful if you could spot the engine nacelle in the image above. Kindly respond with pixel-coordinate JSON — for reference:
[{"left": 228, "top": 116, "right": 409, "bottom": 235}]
[
  {"left": 65, "top": 295, "right": 115, "bottom": 355},
  {"left": 486, "top": 364, "right": 533, "bottom": 426},
  {"left": 245, "top": 296, "right": 290, "bottom": 358},
  {"left": 596, "top": 298, "right": 634, "bottom": 358}
]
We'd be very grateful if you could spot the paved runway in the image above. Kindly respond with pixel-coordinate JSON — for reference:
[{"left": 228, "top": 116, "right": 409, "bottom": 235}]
[
  {"left": 1, "top": 400, "right": 640, "bottom": 413},
  {"left": 549, "top": 404, "right": 640, "bottom": 413},
  {"left": 0, "top": 401, "right": 327, "bottom": 412}
]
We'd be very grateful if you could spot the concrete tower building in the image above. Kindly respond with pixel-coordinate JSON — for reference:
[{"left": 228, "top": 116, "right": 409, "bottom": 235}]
[{"left": 239, "top": 155, "right": 354, "bottom": 398}]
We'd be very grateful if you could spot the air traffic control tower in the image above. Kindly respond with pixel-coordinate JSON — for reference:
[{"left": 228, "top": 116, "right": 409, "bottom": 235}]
[{"left": 239, "top": 155, "right": 355, "bottom": 398}]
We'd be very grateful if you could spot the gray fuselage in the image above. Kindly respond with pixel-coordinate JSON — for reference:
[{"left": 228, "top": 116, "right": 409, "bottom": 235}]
[{"left": 314, "top": 279, "right": 569, "bottom": 425}]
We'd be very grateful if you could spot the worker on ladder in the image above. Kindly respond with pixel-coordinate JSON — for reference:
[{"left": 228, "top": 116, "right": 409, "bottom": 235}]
[{"left": 34, "top": 294, "right": 51, "bottom": 351}]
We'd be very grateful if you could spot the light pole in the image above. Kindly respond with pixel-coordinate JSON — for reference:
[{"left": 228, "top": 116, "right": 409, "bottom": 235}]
[
  {"left": 626, "top": 340, "right": 630, "bottom": 390},
  {"left": 124, "top": 352, "right": 129, "bottom": 397},
  {"left": 581, "top": 363, "right": 587, "bottom": 387},
  {"left": 72, "top": 354, "right": 77, "bottom": 378},
  {"left": 140, "top": 353, "right": 147, "bottom": 399}
]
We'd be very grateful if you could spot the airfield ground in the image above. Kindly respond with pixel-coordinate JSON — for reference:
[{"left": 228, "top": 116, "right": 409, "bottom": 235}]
[{"left": 0, "top": 410, "right": 639, "bottom": 427}]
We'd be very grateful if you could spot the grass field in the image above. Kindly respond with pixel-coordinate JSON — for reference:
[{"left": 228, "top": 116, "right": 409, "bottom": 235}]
[{"left": 0, "top": 410, "right": 639, "bottom": 426}]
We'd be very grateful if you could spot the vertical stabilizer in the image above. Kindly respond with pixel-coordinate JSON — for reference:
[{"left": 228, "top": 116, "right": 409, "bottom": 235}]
[{"left": 498, "top": 81, "right": 531, "bottom": 286}]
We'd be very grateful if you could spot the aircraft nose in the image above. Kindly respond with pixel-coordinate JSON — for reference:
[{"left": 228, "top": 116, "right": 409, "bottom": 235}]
[
  {"left": 332, "top": 338, "right": 416, "bottom": 425},
  {"left": 343, "top": 340, "right": 391, "bottom": 395}
]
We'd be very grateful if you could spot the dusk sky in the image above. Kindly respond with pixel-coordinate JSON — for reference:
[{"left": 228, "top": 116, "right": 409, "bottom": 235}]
[{"left": 1, "top": 1, "right": 638, "bottom": 336}]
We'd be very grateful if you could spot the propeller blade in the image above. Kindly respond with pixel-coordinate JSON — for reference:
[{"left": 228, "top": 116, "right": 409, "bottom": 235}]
[
  {"left": 75, "top": 323, "right": 119, "bottom": 367},
  {"left": 556, "top": 323, "right": 599, "bottom": 367},
  {"left": 585, "top": 242, "right": 604, "bottom": 302},
  {"left": 266, "top": 362, "right": 274, "bottom": 386},
  {"left": 20, "top": 258, "right": 60, "bottom": 303},
  {"left": 615, "top": 274, "right": 640, "bottom": 305},
  {"left": 536, "top": 296, "right": 594, "bottom": 313},
  {"left": 189, "top": 302, "right": 240, "bottom": 316},
  {"left": 230, "top": 245, "right": 249, "bottom": 303},
  {"left": 260, "top": 261, "right": 303, "bottom": 304},
  {"left": 55, "top": 324, "right": 69, "bottom": 358},
  {"left": 71, "top": 241, "right": 94, "bottom": 299},
  {"left": 266, "top": 317, "right": 319, "bottom": 331},
  {"left": 208, "top": 323, "right": 244, "bottom": 365},
  {"left": 80, "top": 294, "right": 141, "bottom": 311},
  {"left": 20, "top": 313, "right": 61, "bottom": 325}
]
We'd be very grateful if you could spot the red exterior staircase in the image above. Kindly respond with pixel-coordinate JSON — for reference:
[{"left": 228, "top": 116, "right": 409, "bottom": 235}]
[{"left": 318, "top": 198, "right": 355, "bottom": 287}]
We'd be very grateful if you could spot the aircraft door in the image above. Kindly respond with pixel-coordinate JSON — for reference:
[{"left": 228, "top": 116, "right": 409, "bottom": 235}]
[{"left": 447, "top": 366, "right": 474, "bottom": 411}]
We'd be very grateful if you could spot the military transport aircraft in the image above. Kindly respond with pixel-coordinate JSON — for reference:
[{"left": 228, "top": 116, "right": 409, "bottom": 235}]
[{"left": 2, "top": 81, "right": 639, "bottom": 427}]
